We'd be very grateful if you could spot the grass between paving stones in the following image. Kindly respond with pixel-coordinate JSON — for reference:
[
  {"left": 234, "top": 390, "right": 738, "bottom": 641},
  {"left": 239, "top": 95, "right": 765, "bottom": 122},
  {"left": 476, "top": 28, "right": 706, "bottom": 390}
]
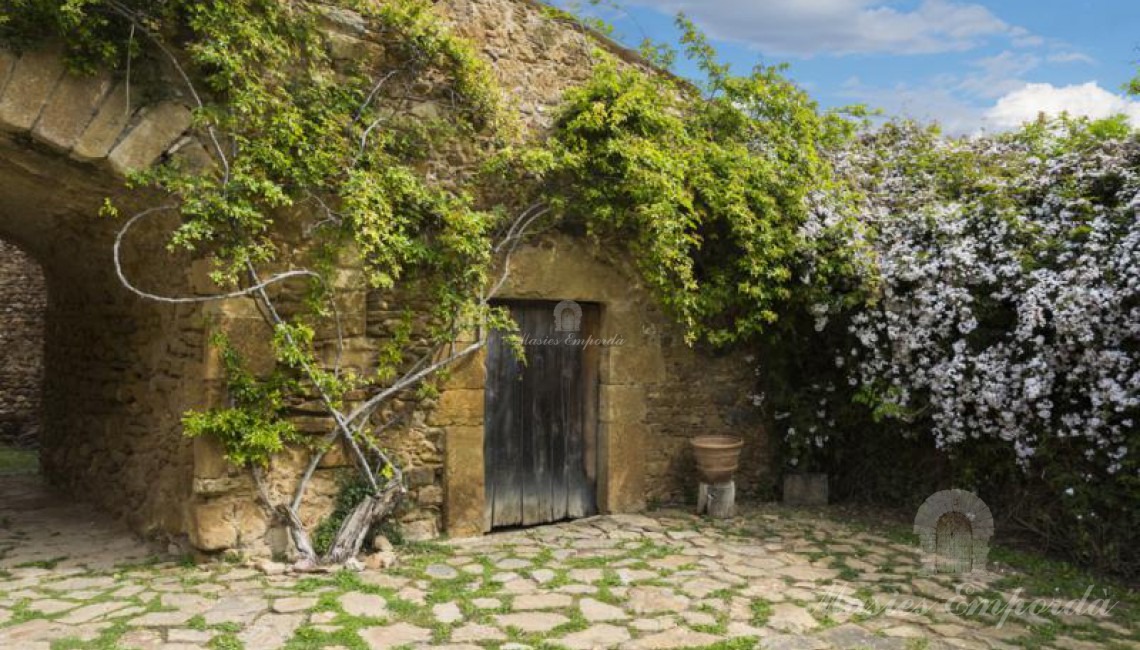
[
  {"left": 15, "top": 505, "right": 1135, "bottom": 650},
  {"left": 49, "top": 620, "right": 130, "bottom": 650},
  {"left": 277, "top": 535, "right": 704, "bottom": 649},
  {"left": 283, "top": 561, "right": 504, "bottom": 648},
  {"left": 812, "top": 506, "right": 1140, "bottom": 648},
  {"left": 501, "top": 608, "right": 592, "bottom": 647},
  {"left": 591, "top": 569, "right": 624, "bottom": 604},
  {"left": 29, "top": 586, "right": 178, "bottom": 649},
  {"left": 691, "top": 602, "right": 730, "bottom": 635},
  {"left": 669, "top": 639, "right": 757, "bottom": 650},
  {"left": 208, "top": 632, "right": 244, "bottom": 650},
  {"left": 827, "top": 554, "right": 863, "bottom": 582},
  {"left": 984, "top": 546, "right": 1140, "bottom": 648}
]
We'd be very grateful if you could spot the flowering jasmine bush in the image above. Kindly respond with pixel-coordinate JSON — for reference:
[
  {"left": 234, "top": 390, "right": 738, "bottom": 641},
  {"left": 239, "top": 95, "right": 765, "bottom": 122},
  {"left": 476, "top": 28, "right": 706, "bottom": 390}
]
[{"left": 789, "top": 119, "right": 1140, "bottom": 575}]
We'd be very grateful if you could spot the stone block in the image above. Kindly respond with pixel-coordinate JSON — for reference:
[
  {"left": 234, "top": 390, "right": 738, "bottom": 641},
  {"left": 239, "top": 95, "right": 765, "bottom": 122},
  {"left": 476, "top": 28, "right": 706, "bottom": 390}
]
[
  {"left": 32, "top": 71, "right": 112, "bottom": 151},
  {"left": 599, "top": 421, "right": 647, "bottom": 513},
  {"left": 190, "top": 499, "right": 237, "bottom": 551},
  {"left": 598, "top": 384, "right": 646, "bottom": 424},
  {"left": 193, "top": 476, "right": 248, "bottom": 496},
  {"left": 0, "top": 48, "right": 65, "bottom": 133},
  {"left": 599, "top": 304, "right": 648, "bottom": 346},
  {"left": 498, "top": 235, "right": 629, "bottom": 304},
  {"left": 317, "top": 440, "right": 351, "bottom": 468},
  {"left": 169, "top": 137, "right": 216, "bottom": 174},
  {"left": 189, "top": 259, "right": 220, "bottom": 295},
  {"left": 208, "top": 316, "right": 275, "bottom": 377},
  {"left": 406, "top": 465, "right": 437, "bottom": 488},
  {"left": 72, "top": 82, "right": 132, "bottom": 162},
  {"left": 0, "top": 49, "right": 16, "bottom": 92},
  {"left": 416, "top": 484, "right": 443, "bottom": 507},
  {"left": 429, "top": 389, "right": 484, "bottom": 426},
  {"left": 601, "top": 344, "right": 666, "bottom": 385},
  {"left": 441, "top": 351, "right": 486, "bottom": 389},
  {"left": 108, "top": 101, "right": 192, "bottom": 174},
  {"left": 235, "top": 500, "right": 270, "bottom": 545},
  {"left": 193, "top": 435, "right": 234, "bottom": 480},
  {"left": 443, "top": 425, "right": 484, "bottom": 537},
  {"left": 401, "top": 517, "right": 439, "bottom": 542},
  {"left": 783, "top": 473, "right": 828, "bottom": 506}
]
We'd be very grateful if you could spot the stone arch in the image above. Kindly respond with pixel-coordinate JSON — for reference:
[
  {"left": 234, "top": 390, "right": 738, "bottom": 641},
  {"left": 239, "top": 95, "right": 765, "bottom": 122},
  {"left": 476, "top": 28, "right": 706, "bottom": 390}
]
[
  {"left": 914, "top": 488, "right": 994, "bottom": 574},
  {"left": 0, "top": 45, "right": 212, "bottom": 538},
  {"left": 0, "top": 0, "right": 770, "bottom": 552}
]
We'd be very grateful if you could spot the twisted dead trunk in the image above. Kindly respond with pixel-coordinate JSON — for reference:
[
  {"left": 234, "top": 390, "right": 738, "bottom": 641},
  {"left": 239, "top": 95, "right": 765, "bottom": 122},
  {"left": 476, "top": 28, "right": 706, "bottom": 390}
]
[{"left": 321, "top": 480, "right": 404, "bottom": 564}]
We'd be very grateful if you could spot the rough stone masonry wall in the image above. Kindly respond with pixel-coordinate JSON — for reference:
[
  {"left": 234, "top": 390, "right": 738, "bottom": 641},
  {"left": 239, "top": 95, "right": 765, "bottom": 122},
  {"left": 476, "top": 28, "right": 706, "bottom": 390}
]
[
  {"left": 127, "top": 0, "right": 770, "bottom": 553},
  {"left": 0, "top": 239, "right": 46, "bottom": 448},
  {"left": 39, "top": 265, "right": 207, "bottom": 537},
  {"left": 645, "top": 339, "right": 771, "bottom": 503},
  {"left": 183, "top": 0, "right": 770, "bottom": 553}
]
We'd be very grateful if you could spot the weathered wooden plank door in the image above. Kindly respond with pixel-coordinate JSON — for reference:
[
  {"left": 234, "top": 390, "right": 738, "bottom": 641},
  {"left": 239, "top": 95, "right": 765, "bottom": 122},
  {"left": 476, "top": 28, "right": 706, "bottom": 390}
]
[{"left": 484, "top": 300, "right": 599, "bottom": 530}]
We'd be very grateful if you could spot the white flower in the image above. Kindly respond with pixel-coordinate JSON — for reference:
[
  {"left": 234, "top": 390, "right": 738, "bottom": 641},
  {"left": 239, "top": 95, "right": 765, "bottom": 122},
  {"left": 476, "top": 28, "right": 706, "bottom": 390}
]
[{"left": 811, "top": 123, "right": 1140, "bottom": 486}]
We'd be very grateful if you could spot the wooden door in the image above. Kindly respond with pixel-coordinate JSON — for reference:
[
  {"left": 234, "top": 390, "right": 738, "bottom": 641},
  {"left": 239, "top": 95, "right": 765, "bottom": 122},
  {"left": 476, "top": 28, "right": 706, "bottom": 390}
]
[{"left": 484, "top": 300, "right": 599, "bottom": 529}]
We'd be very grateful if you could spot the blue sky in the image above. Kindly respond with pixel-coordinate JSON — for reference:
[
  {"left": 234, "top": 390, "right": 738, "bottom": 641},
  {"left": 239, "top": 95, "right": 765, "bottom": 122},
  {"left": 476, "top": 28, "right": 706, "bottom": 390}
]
[{"left": 549, "top": 0, "right": 1140, "bottom": 134}]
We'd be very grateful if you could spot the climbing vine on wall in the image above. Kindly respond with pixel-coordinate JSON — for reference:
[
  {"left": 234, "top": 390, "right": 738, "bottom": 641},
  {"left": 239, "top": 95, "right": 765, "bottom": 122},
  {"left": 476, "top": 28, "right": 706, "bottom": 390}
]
[
  {"left": 498, "top": 16, "right": 869, "bottom": 347},
  {"left": 1, "top": 0, "right": 530, "bottom": 565},
  {"left": 2, "top": 0, "right": 868, "bottom": 564}
]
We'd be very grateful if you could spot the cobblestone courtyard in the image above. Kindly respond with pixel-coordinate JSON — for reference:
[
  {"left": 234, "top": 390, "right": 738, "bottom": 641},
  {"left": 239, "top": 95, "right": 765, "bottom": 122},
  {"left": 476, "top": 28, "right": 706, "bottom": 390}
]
[{"left": 0, "top": 474, "right": 1136, "bottom": 650}]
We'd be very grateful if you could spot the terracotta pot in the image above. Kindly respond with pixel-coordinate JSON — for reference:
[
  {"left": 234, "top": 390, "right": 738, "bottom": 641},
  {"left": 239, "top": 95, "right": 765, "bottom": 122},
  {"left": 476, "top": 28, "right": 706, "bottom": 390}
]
[{"left": 690, "top": 435, "right": 744, "bottom": 483}]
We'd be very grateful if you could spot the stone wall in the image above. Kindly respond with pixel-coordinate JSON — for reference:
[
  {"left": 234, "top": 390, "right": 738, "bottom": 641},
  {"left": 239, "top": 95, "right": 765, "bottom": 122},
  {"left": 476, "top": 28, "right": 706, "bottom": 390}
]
[
  {"left": 645, "top": 339, "right": 772, "bottom": 503},
  {"left": 436, "top": 235, "right": 768, "bottom": 539},
  {"left": 0, "top": 240, "right": 45, "bottom": 447},
  {"left": 39, "top": 265, "right": 207, "bottom": 537},
  {"left": 0, "top": 0, "right": 770, "bottom": 555},
  {"left": 186, "top": 0, "right": 769, "bottom": 554},
  {"left": 0, "top": 49, "right": 208, "bottom": 538}
]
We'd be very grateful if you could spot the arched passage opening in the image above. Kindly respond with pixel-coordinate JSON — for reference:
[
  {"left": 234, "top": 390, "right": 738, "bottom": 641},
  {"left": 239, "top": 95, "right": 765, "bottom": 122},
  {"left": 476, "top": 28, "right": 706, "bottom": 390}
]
[
  {"left": 0, "top": 118, "right": 207, "bottom": 542},
  {"left": 0, "top": 239, "right": 45, "bottom": 457}
]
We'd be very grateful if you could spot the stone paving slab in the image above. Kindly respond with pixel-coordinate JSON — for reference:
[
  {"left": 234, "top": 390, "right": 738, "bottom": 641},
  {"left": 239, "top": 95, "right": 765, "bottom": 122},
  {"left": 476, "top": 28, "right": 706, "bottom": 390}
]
[{"left": 1, "top": 474, "right": 1137, "bottom": 649}]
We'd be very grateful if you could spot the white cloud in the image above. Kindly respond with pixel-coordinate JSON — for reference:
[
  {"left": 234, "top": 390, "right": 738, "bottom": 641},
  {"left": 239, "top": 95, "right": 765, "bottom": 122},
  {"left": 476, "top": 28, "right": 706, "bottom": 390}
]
[
  {"left": 984, "top": 82, "right": 1140, "bottom": 129},
  {"left": 628, "top": 0, "right": 1021, "bottom": 56},
  {"left": 958, "top": 51, "right": 1041, "bottom": 99},
  {"left": 1047, "top": 51, "right": 1096, "bottom": 65},
  {"left": 839, "top": 77, "right": 991, "bottom": 135}
]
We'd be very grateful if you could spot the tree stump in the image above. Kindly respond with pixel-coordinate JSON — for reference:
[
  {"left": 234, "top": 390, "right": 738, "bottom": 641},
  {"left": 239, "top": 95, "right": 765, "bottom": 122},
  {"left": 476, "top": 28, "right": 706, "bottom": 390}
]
[{"left": 696, "top": 481, "right": 735, "bottom": 519}]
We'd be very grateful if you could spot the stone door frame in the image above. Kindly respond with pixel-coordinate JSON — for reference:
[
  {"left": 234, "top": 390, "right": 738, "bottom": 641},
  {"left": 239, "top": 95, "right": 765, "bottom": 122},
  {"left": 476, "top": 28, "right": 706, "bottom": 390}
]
[{"left": 439, "top": 235, "right": 665, "bottom": 537}]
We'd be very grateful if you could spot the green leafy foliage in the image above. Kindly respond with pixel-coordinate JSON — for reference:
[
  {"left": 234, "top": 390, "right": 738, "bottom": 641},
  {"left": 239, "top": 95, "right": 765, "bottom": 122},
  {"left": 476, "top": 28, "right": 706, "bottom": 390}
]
[
  {"left": 311, "top": 472, "right": 375, "bottom": 556},
  {"left": 182, "top": 334, "right": 301, "bottom": 467},
  {"left": 1, "top": 0, "right": 509, "bottom": 469},
  {"left": 498, "top": 16, "right": 864, "bottom": 346}
]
